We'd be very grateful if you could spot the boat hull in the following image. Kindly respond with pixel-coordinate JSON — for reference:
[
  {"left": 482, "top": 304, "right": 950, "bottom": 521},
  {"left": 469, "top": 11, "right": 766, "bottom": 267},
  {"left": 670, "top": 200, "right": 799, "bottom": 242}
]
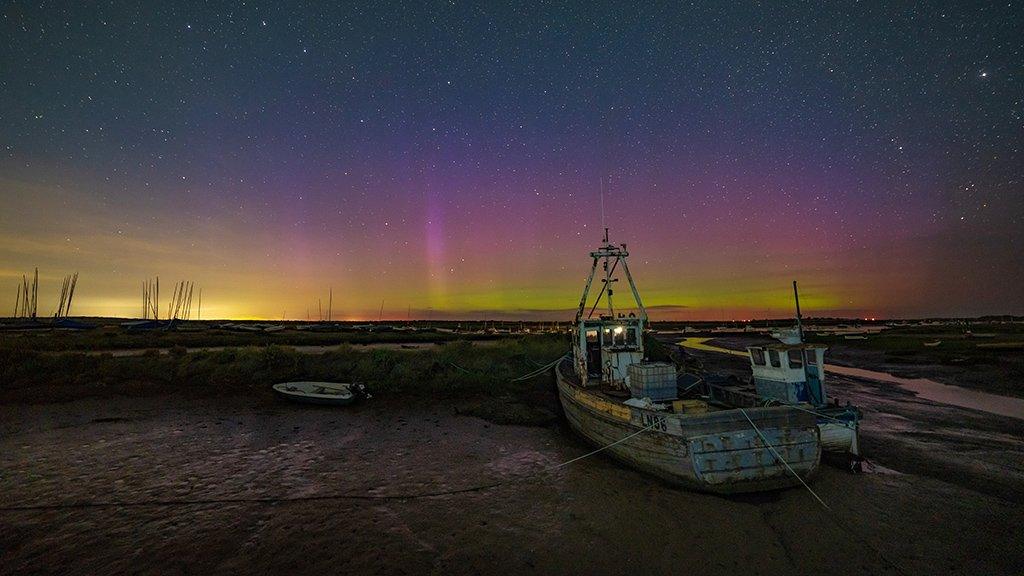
[
  {"left": 273, "top": 382, "right": 357, "bottom": 406},
  {"left": 556, "top": 359, "right": 821, "bottom": 494},
  {"left": 817, "top": 418, "right": 860, "bottom": 457},
  {"left": 809, "top": 405, "right": 861, "bottom": 456}
]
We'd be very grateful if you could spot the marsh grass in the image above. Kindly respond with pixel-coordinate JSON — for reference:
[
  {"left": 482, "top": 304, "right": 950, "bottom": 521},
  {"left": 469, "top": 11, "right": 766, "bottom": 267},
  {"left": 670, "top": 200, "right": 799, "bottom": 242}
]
[
  {"left": 0, "top": 327, "right": 507, "bottom": 353},
  {"left": 0, "top": 335, "right": 572, "bottom": 424}
]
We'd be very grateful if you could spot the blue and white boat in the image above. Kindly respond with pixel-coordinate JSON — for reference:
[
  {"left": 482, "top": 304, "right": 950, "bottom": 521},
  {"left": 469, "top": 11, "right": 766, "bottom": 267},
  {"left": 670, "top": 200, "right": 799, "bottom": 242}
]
[
  {"left": 741, "top": 339, "right": 861, "bottom": 457},
  {"left": 708, "top": 283, "right": 862, "bottom": 462}
]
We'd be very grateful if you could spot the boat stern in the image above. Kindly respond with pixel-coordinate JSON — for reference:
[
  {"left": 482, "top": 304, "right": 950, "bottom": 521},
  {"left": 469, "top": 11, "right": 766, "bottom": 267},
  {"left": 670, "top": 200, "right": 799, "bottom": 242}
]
[{"left": 688, "top": 413, "right": 821, "bottom": 493}]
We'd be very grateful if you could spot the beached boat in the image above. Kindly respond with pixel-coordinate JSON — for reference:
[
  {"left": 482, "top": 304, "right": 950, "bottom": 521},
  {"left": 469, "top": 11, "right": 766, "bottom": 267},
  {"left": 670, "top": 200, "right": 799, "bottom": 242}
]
[
  {"left": 705, "top": 283, "right": 862, "bottom": 462},
  {"left": 273, "top": 382, "right": 367, "bottom": 406},
  {"left": 556, "top": 232, "right": 821, "bottom": 494},
  {"left": 707, "top": 341, "right": 862, "bottom": 456}
]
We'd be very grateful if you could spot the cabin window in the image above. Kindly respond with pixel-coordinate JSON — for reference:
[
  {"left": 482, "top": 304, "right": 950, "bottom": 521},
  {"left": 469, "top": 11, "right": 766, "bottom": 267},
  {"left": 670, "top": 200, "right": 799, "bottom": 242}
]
[
  {"left": 787, "top": 349, "right": 803, "bottom": 368},
  {"left": 586, "top": 330, "right": 598, "bottom": 343},
  {"left": 625, "top": 328, "right": 638, "bottom": 346},
  {"left": 804, "top": 350, "right": 817, "bottom": 367},
  {"left": 751, "top": 348, "right": 766, "bottom": 366},
  {"left": 768, "top": 349, "right": 781, "bottom": 368}
]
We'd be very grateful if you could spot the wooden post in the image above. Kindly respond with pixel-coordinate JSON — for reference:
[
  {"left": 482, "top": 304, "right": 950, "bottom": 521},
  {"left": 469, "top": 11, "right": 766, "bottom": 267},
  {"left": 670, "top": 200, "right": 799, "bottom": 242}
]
[
  {"left": 31, "top": 268, "right": 38, "bottom": 319},
  {"left": 67, "top": 273, "right": 77, "bottom": 317}
]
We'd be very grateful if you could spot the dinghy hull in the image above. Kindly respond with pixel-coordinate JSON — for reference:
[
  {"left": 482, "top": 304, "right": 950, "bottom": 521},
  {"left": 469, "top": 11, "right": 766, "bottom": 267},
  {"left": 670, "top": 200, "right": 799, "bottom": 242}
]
[{"left": 273, "top": 382, "right": 358, "bottom": 406}]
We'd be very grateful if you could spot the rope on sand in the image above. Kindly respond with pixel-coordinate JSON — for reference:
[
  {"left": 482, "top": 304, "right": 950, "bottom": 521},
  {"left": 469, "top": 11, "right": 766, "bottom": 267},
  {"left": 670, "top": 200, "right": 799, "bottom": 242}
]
[{"left": 738, "top": 407, "right": 908, "bottom": 575}]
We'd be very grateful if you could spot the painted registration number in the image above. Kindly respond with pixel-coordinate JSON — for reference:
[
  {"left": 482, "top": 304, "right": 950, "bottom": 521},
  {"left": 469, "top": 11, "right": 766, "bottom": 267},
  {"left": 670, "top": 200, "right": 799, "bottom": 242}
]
[{"left": 639, "top": 413, "right": 667, "bottom": 432}]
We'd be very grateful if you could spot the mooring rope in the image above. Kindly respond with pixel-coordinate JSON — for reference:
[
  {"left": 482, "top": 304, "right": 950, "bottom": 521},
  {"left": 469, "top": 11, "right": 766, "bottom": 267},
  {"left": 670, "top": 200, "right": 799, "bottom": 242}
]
[
  {"left": 0, "top": 420, "right": 658, "bottom": 513},
  {"left": 738, "top": 408, "right": 908, "bottom": 574},
  {"left": 448, "top": 353, "right": 568, "bottom": 382},
  {"left": 448, "top": 362, "right": 473, "bottom": 374},
  {"left": 509, "top": 354, "right": 569, "bottom": 382},
  {"left": 539, "top": 420, "right": 660, "bottom": 471},
  {"left": 758, "top": 398, "right": 859, "bottom": 430},
  {"left": 738, "top": 407, "right": 829, "bottom": 510},
  {"left": 782, "top": 403, "right": 858, "bottom": 429}
]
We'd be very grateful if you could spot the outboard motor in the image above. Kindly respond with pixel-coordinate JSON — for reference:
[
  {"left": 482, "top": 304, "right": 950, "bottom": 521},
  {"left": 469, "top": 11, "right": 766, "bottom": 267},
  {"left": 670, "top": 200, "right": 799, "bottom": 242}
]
[{"left": 352, "top": 383, "right": 371, "bottom": 400}]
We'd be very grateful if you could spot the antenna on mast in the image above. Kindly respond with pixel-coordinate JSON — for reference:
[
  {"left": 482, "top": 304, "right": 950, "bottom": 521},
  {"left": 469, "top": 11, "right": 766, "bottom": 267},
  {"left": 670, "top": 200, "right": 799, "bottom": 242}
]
[{"left": 600, "top": 177, "right": 608, "bottom": 244}]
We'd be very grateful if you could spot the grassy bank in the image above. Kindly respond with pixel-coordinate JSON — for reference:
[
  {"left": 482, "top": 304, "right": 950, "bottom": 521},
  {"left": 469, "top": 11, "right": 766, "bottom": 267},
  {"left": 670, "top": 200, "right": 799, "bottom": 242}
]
[
  {"left": 0, "top": 335, "right": 571, "bottom": 425},
  {"left": 0, "top": 327, "right": 514, "bottom": 353}
]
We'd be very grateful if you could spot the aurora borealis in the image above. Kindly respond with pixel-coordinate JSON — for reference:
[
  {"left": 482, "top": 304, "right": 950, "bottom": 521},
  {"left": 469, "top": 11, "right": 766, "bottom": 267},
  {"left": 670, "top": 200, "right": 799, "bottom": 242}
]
[{"left": 1, "top": 2, "right": 1022, "bottom": 320}]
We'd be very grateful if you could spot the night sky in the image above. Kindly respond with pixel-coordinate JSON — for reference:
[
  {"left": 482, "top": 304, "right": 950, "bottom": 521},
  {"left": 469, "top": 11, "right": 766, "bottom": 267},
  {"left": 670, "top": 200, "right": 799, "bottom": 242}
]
[{"left": 2, "top": 2, "right": 1022, "bottom": 320}]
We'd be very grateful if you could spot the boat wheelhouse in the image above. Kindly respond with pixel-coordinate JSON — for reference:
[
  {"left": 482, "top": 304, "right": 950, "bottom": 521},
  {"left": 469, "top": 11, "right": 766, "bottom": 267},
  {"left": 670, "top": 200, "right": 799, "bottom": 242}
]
[{"left": 747, "top": 342, "right": 827, "bottom": 406}]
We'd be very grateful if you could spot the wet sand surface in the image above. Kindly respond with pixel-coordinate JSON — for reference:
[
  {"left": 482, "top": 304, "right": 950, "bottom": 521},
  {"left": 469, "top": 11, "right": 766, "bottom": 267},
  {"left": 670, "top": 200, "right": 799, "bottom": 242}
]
[{"left": 3, "top": 375, "right": 1024, "bottom": 574}]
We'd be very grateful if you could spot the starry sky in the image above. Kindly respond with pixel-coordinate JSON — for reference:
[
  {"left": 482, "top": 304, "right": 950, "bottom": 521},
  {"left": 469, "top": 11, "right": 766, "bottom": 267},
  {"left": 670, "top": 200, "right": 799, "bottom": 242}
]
[{"left": 2, "top": 2, "right": 1022, "bottom": 320}]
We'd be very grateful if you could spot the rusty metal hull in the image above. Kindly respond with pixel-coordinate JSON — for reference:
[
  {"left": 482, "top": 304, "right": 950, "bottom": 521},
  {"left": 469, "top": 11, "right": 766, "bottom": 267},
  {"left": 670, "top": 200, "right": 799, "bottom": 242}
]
[{"left": 556, "top": 358, "right": 821, "bottom": 494}]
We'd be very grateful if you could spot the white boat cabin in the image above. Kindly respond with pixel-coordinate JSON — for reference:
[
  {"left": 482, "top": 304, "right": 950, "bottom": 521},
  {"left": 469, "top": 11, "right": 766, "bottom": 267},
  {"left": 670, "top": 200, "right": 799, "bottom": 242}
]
[
  {"left": 575, "top": 315, "right": 644, "bottom": 387},
  {"left": 746, "top": 343, "right": 828, "bottom": 406}
]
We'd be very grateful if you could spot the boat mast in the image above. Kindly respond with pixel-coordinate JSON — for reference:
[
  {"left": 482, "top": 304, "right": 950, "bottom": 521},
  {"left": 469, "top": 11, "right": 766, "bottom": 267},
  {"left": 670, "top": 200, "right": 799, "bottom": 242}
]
[
  {"left": 793, "top": 280, "right": 817, "bottom": 404},
  {"left": 793, "top": 280, "right": 804, "bottom": 344},
  {"left": 576, "top": 179, "right": 647, "bottom": 327},
  {"left": 603, "top": 226, "right": 614, "bottom": 318},
  {"left": 599, "top": 177, "right": 615, "bottom": 319},
  {"left": 575, "top": 257, "right": 599, "bottom": 324},
  {"left": 620, "top": 253, "right": 648, "bottom": 326}
]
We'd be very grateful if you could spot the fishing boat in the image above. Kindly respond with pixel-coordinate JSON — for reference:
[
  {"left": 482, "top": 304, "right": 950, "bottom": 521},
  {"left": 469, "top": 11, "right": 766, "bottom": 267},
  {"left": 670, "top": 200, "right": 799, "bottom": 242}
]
[
  {"left": 273, "top": 382, "right": 367, "bottom": 406},
  {"left": 556, "top": 231, "right": 821, "bottom": 494},
  {"left": 706, "top": 283, "right": 863, "bottom": 464}
]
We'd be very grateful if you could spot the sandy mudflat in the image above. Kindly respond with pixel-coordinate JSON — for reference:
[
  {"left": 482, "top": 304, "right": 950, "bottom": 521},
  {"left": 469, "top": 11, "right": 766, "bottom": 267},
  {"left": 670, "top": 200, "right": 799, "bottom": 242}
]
[{"left": 2, "top": 372, "right": 1023, "bottom": 575}]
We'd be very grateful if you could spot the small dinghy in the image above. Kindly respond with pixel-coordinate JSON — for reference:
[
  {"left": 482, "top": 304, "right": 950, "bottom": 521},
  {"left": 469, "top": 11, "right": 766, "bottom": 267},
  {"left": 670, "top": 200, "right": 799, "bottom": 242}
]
[{"left": 272, "top": 382, "right": 367, "bottom": 406}]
